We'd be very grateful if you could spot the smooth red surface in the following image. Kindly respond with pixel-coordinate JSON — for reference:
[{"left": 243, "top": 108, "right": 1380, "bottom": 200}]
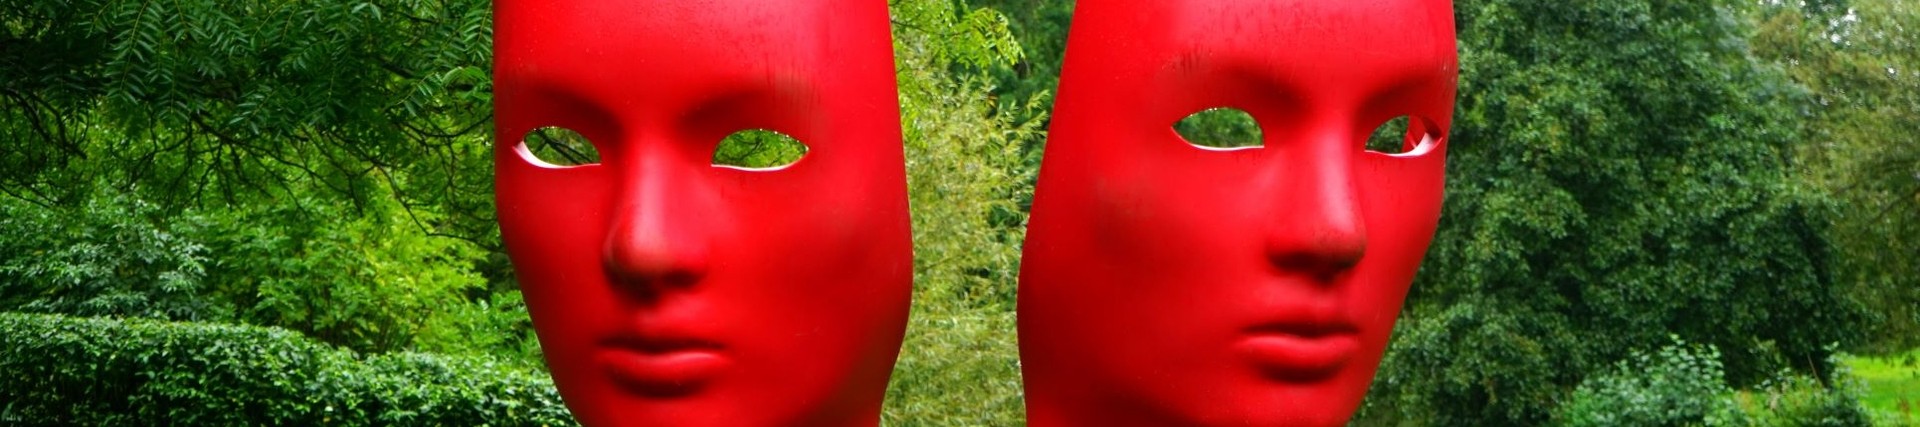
[
  {"left": 492, "top": 1, "right": 911, "bottom": 426},
  {"left": 1017, "top": 1, "right": 1459, "bottom": 425}
]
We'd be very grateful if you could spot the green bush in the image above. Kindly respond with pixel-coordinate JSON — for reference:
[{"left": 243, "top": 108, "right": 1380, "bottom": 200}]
[
  {"left": 0, "top": 191, "right": 540, "bottom": 361},
  {"left": 0, "top": 192, "right": 218, "bottom": 321},
  {"left": 0, "top": 312, "right": 574, "bottom": 426},
  {"left": 1553, "top": 337, "right": 1873, "bottom": 427},
  {"left": 1738, "top": 370, "right": 1874, "bottom": 427},
  {"left": 1555, "top": 337, "right": 1748, "bottom": 426}
]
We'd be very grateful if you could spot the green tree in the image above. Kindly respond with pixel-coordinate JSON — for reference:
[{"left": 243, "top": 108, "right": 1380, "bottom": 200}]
[
  {"left": 1, "top": 0, "right": 497, "bottom": 249},
  {"left": 1360, "top": 1, "right": 1868, "bottom": 424},
  {"left": 0, "top": 193, "right": 216, "bottom": 321},
  {"left": 882, "top": 0, "right": 1040, "bottom": 424},
  {"left": 972, "top": 0, "right": 1073, "bottom": 120},
  {"left": 1, "top": 0, "right": 530, "bottom": 359},
  {"left": 1753, "top": 0, "right": 1920, "bottom": 353}
]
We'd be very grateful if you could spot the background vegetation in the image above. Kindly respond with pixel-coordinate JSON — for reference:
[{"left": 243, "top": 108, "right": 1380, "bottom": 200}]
[
  {"left": 2, "top": 0, "right": 1915, "bottom": 425},
  {"left": 1, "top": 312, "right": 571, "bottom": 426}
]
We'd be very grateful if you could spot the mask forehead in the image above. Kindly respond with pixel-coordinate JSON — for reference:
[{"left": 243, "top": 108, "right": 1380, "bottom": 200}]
[
  {"left": 1086, "top": 0, "right": 1455, "bottom": 70},
  {"left": 495, "top": 0, "right": 896, "bottom": 154},
  {"left": 497, "top": 0, "right": 827, "bottom": 82},
  {"left": 1164, "top": 0, "right": 1456, "bottom": 75},
  {"left": 1054, "top": 0, "right": 1458, "bottom": 148}
]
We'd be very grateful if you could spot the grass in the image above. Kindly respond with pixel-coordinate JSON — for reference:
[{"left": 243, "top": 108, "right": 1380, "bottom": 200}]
[{"left": 1842, "top": 348, "right": 1920, "bottom": 425}]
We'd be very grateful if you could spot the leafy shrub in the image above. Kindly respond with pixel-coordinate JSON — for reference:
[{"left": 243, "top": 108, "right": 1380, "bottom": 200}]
[
  {"left": 0, "top": 192, "right": 218, "bottom": 321},
  {"left": 1737, "top": 368, "right": 1873, "bottom": 427},
  {"left": 193, "top": 198, "right": 527, "bottom": 357},
  {"left": 1555, "top": 337, "right": 1747, "bottom": 426},
  {"left": 880, "top": 1, "right": 1037, "bottom": 426},
  {"left": 1553, "top": 338, "right": 1873, "bottom": 427},
  {"left": 0, "top": 191, "right": 539, "bottom": 361},
  {"left": 0, "top": 312, "right": 574, "bottom": 426}
]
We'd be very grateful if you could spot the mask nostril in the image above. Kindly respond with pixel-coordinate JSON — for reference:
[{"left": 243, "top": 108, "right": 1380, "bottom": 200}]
[
  {"left": 602, "top": 227, "right": 710, "bottom": 292},
  {"left": 1174, "top": 107, "right": 1263, "bottom": 150},
  {"left": 1266, "top": 225, "right": 1369, "bottom": 280},
  {"left": 520, "top": 126, "right": 601, "bottom": 166}
]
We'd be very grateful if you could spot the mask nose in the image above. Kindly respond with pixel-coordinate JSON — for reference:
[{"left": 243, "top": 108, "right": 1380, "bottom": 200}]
[
  {"left": 602, "top": 142, "right": 711, "bottom": 294},
  {"left": 1263, "top": 123, "right": 1368, "bottom": 281}
]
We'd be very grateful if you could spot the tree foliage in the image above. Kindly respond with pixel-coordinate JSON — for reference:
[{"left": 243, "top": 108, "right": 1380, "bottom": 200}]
[
  {"left": 0, "top": 189, "right": 537, "bottom": 359},
  {"left": 1, "top": 0, "right": 529, "bottom": 359},
  {"left": 1358, "top": 0, "right": 1870, "bottom": 424},
  {"left": 882, "top": 0, "right": 1041, "bottom": 424},
  {"left": 0, "top": 193, "right": 215, "bottom": 321},
  {"left": 1, "top": 0, "right": 497, "bottom": 245},
  {"left": 1753, "top": 0, "right": 1920, "bottom": 353}
]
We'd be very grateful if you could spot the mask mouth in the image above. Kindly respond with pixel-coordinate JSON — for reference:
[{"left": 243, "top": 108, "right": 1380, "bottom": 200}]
[
  {"left": 1242, "top": 317, "right": 1360, "bottom": 339},
  {"left": 602, "top": 332, "right": 727, "bottom": 354},
  {"left": 1235, "top": 316, "right": 1362, "bottom": 381},
  {"left": 597, "top": 331, "right": 732, "bottom": 397}
]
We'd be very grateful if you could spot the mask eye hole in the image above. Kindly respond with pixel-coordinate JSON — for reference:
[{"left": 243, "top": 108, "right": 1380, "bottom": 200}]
[
  {"left": 520, "top": 126, "right": 601, "bottom": 167},
  {"left": 1364, "top": 115, "right": 1428, "bottom": 155},
  {"left": 1174, "top": 107, "right": 1263, "bottom": 150},
  {"left": 712, "top": 129, "right": 808, "bottom": 171}
]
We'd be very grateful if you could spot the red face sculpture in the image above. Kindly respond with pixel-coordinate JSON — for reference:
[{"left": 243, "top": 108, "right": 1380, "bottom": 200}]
[
  {"left": 492, "top": 1, "right": 911, "bottom": 426},
  {"left": 1017, "top": 1, "right": 1458, "bottom": 425}
]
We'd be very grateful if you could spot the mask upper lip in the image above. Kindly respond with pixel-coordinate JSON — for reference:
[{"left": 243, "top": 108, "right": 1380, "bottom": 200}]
[
  {"left": 600, "top": 320, "right": 728, "bottom": 354},
  {"left": 602, "top": 333, "right": 726, "bottom": 353},
  {"left": 1241, "top": 308, "right": 1359, "bottom": 338}
]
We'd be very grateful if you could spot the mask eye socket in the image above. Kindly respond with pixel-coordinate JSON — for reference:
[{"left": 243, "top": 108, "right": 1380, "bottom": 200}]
[
  {"left": 712, "top": 129, "right": 808, "bottom": 171},
  {"left": 1174, "top": 107, "right": 1263, "bottom": 150},
  {"left": 520, "top": 126, "right": 601, "bottom": 167},
  {"left": 1364, "top": 115, "right": 1431, "bottom": 155}
]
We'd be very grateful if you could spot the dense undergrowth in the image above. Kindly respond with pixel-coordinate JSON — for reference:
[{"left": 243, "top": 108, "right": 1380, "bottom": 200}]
[{"left": 0, "top": 312, "right": 573, "bottom": 426}]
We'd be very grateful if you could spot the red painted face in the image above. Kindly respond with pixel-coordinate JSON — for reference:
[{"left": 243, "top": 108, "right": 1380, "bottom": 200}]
[
  {"left": 492, "top": 1, "right": 910, "bottom": 426},
  {"left": 1017, "top": 1, "right": 1458, "bottom": 426}
]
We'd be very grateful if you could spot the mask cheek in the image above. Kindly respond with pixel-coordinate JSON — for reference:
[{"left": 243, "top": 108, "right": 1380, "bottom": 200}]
[
  {"left": 496, "top": 163, "right": 616, "bottom": 321},
  {"left": 1351, "top": 149, "right": 1446, "bottom": 313},
  {"left": 717, "top": 166, "right": 910, "bottom": 303}
]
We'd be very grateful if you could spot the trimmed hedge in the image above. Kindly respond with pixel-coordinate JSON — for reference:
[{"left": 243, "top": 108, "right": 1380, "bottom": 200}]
[{"left": 0, "top": 312, "right": 576, "bottom": 426}]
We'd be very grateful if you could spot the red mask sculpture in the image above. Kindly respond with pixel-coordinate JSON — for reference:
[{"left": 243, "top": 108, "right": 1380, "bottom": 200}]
[
  {"left": 1017, "top": 1, "right": 1458, "bottom": 425},
  {"left": 492, "top": 1, "right": 911, "bottom": 425}
]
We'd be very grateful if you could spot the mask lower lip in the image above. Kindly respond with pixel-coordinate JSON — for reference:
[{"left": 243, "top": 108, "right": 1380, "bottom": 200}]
[
  {"left": 598, "top": 334, "right": 731, "bottom": 396},
  {"left": 1235, "top": 321, "right": 1360, "bottom": 380}
]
